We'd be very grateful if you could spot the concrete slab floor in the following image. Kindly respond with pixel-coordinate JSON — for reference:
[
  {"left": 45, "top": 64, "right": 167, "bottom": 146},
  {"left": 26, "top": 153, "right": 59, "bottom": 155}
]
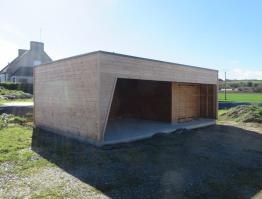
[{"left": 103, "top": 118, "right": 215, "bottom": 145}]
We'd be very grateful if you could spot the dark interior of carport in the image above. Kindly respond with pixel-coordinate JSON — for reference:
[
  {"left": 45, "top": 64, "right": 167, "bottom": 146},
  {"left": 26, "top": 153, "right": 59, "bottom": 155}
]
[{"left": 109, "top": 79, "right": 172, "bottom": 122}]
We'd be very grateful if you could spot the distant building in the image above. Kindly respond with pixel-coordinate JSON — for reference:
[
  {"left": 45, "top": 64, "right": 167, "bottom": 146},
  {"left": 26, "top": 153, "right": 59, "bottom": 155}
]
[{"left": 0, "top": 41, "right": 52, "bottom": 83}]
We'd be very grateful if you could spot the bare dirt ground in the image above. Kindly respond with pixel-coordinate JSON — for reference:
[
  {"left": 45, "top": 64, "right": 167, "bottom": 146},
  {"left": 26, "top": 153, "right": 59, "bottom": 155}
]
[{"left": 1, "top": 122, "right": 262, "bottom": 199}]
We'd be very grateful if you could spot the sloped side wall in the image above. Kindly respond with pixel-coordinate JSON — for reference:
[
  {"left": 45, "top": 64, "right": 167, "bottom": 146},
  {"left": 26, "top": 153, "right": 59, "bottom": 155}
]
[
  {"left": 99, "top": 72, "right": 116, "bottom": 140},
  {"left": 34, "top": 54, "right": 100, "bottom": 143}
]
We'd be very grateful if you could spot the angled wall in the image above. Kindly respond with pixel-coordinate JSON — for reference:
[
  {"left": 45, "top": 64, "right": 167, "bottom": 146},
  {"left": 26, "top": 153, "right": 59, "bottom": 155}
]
[{"left": 34, "top": 53, "right": 101, "bottom": 144}]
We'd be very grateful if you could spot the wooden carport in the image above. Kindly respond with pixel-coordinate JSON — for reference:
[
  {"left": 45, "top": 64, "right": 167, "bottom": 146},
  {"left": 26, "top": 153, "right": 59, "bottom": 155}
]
[{"left": 34, "top": 51, "right": 218, "bottom": 146}]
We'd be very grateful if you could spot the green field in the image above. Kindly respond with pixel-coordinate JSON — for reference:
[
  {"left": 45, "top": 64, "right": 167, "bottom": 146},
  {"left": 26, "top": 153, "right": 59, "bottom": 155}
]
[
  {"left": 0, "top": 98, "right": 33, "bottom": 105},
  {"left": 219, "top": 92, "right": 262, "bottom": 102},
  {"left": 223, "top": 80, "right": 262, "bottom": 84}
]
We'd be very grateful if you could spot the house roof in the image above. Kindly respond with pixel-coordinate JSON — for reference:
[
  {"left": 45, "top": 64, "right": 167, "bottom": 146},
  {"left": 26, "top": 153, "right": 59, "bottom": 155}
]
[
  {"left": 12, "top": 67, "right": 33, "bottom": 77},
  {"left": 0, "top": 50, "right": 29, "bottom": 74}
]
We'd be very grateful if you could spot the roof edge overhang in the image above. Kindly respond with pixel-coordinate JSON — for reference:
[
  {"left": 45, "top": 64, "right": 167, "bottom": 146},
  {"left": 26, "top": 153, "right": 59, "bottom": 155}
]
[{"left": 37, "top": 50, "right": 218, "bottom": 73}]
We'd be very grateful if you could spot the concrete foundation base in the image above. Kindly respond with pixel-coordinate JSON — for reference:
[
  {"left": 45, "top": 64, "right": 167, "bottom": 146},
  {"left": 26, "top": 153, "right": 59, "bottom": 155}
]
[{"left": 104, "top": 118, "right": 215, "bottom": 145}]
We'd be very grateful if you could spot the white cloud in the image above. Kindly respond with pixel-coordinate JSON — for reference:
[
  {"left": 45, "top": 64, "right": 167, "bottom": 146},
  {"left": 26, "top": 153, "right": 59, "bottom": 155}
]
[
  {"left": 228, "top": 68, "right": 262, "bottom": 80},
  {"left": 219, "top": 60, "right": 262, "bottom": 80},
  {"left": 0, "top": 39, "right": 18, "bottom": 70}
]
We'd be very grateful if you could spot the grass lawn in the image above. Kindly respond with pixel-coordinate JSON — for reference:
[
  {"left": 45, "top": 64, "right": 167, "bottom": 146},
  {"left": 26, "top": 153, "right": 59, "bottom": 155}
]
[
  {"left": 0, "top": 98, "right": 33, "bottom": 105},
  {"left": 0, "top": 111, "right": 262, "bottom": 198},
  {"left": 0, "top": 87, "right": 33, "bottom": 105},
  {"left": 224, "top": 80, "right": 262, "bottom": 84},
  {"left": 218, "top": 109, "right": 228, "bottom": 116},
  {"left": 0, "top": 116, "right": 104, "bottom": 199},
  {"left": 218, "top": 92, "right": 262, "bottom": 102}
]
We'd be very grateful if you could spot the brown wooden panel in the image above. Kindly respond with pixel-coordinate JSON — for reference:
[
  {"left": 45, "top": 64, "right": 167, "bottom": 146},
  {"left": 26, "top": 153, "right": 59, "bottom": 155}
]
[
  {"left": 34, "top": 54, "right": 100, "bottom": 142},
  {"left": 109, "top": 79, "right": 172, "bottom": 122},
  {"left": 172, "top": 83, "right": 200, "bottom": 122},
  {"left": 199, "top": 84, "right": 217, "bottom": 119}
]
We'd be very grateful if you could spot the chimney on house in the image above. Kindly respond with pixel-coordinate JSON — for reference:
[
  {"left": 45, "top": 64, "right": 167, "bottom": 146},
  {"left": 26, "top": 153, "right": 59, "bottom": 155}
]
[
  {"left": 18, "top": 49, "right": 27, "bottom": 56},
  {"left": 30, "top": 41, "right": 44, "bottom": 52}
]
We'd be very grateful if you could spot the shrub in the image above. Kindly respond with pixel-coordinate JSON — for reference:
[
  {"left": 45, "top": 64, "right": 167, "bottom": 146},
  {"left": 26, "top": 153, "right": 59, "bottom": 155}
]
[
  {"left": 254, "top": 85, "right": 262, "bottom": 93},
  {"left": 0, "top": 87, "right": 25, "bottom": 95},
  {"left": 0, "top": 113, "right": 10, "bottom": 129},
  {"left": 0, "top": 82, "right": 33, "bottom": 94},
  {"left": 12, "top": 116, "right": 27, "bottom": 125}
]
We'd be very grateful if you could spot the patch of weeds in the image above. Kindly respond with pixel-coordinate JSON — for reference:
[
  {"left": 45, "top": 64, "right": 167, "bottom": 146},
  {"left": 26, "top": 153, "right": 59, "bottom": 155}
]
[
  {"left": 13, "top": 116, "right": 27, "bottom": 125},
  {"left": 0, "top": 113, "right": 10, "bottom": 129},
  {"left": 9, "top": 113, "right": 33, "bottom": 127},
  {"left": 0, "top": 126, "right": 49, "bottom": 175},
  {"left": 0, "top": 113, "right": 33, "bottom": 129},
  {"left": 0, "top": 87, "right": 25, "bottom": 95},
  {"left": 220, "top": 105, "right": 262, "bottom": 123},
  {"left": 30, "top": 185, "right": 68, "bottom": 199},
  {"left": 0, "top": 126, "right": 32, "bottom": 162}
]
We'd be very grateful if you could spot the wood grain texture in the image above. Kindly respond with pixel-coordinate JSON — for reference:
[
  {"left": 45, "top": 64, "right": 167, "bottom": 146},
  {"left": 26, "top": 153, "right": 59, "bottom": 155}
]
[
  {"left": 34, "top": 54, "right": 100, "bottom": 142},
  {"left": 171, "top": 83, "right": 201, "bottom": 122}
]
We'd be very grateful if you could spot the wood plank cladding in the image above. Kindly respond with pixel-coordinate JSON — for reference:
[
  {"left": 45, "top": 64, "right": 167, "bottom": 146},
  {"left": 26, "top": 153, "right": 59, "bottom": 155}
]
[
  {"left": 34, "top": 51, "right": 218, "bottom": 145},
  {"left": 172, "top": 83, "right": 201, "bottom": 122},
  {"left": 99, "top": 52, "right": 218, "bottom": 134},
  {"left": 34, "top": 54, "right": 100, "bottom": 143},
  {"left": 200, "top": 84, "right": 217, "bottom": 119},
  {"left": 109, "top": 79, "right": 172, "bottom": 122},
  {"left": 172, "top": 83, "right": 217, "bottom": 122},
  {"left": 99, "top": 52, "right": 218, "bottom": 85}
]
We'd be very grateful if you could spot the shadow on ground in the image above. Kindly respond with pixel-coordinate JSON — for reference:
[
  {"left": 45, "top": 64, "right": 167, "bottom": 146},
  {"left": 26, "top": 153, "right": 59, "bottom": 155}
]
[{"left": 32, "top": 125, "right": 262, "bottom": 199}]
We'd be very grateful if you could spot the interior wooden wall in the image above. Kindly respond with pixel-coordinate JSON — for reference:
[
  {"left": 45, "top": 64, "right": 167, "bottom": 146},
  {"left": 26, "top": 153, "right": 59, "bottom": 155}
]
[
  {"left": 200, "top": 84, "right": 217, "bottom": 119},
  {"left": 172, "top": 83, "right": 217, "bottom": 122},
  {"left": 171, "top": 83, "right": 201, "bottom": 122},
  {"left": 109, "top": 79, "right": 172, "bottom": 122}
]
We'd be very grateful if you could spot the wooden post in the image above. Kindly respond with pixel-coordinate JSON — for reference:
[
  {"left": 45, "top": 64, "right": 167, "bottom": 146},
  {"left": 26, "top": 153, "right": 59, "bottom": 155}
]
[
  {"left": 224, "top": 72, "right": 227, "bottom": 100},
  {"left": 206, "top": 85, "right": 209, "bottom": 117},
  {"left": 213, "top": 84, "right": 218, "bottom": 119}
]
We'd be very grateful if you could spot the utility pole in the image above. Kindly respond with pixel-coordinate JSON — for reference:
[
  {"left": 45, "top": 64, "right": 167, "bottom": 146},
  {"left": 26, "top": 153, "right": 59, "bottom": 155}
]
[{"left": 224, "top": 72, "right": 227, "bottom": 100}]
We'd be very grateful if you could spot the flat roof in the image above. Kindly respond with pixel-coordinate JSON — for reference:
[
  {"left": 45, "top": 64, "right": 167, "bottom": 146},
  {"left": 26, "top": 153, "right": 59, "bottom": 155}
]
[{"left": 39, "top": 50, "right": 218, "bottom": 72}]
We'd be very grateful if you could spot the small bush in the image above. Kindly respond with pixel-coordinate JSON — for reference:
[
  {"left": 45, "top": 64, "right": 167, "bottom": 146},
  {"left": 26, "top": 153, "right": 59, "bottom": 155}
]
[
  {"left": 0, "top": 113, "right": 10, "bottom": 129},
  {"left": 12, "top": 116, "right": 27, "bottom": 125},
  {"left": 0, "top": 82, "right": 33, "bottom": 94},
  {"left": 0, "top": 87, "right": 25, "bottom": 95},
  {"left": 9, "top": 113, "right": 33, "bottom": 127},
  {"left": 0, "top": 113, "right": 33, "bottom": 128}
]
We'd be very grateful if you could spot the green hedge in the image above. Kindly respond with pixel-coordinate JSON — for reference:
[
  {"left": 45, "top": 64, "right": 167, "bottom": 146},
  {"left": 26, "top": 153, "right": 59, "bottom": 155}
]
[{"left": 0, "top": 82, "right": 33, "bottom": 94}]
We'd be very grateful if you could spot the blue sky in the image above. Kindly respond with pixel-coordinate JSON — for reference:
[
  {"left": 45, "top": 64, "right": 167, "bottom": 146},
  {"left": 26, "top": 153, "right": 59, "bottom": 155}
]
[{"left": 0, "top": 0, "right": 262, "bottom": 79}]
